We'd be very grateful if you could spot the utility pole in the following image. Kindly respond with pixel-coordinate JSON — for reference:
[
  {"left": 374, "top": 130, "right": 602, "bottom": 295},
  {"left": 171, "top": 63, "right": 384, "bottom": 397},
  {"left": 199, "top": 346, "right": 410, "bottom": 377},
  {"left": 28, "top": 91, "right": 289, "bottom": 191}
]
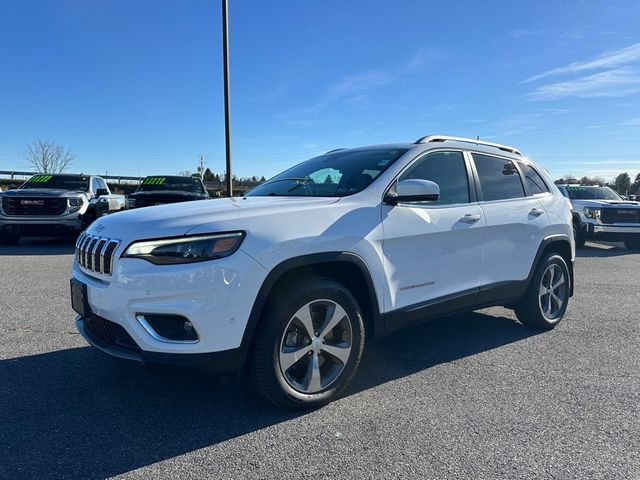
[
  {"left": 198, "top": 154, "right": 206, "bottom": 180},
  {"left": 222, "top": 0, "right": 233, "bottom": 196}
]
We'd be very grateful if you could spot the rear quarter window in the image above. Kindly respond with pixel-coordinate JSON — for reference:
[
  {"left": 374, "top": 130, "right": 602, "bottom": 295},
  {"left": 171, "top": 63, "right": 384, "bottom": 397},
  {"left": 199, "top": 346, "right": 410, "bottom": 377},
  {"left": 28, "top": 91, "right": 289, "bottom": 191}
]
[{"left": 520, "top": 163, "right": 550, "bottom": 195}]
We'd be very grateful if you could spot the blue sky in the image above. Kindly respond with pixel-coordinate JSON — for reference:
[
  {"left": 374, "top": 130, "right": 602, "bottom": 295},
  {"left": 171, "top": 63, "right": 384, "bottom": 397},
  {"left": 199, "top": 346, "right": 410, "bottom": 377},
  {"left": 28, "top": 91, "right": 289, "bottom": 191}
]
[{"left": 1, "top": 0, "right": 639, "bottom": 181}]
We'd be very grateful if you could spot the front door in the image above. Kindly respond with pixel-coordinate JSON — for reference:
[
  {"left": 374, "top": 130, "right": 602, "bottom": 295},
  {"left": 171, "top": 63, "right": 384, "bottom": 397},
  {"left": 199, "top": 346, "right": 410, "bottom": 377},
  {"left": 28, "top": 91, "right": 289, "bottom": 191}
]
[{"left": 381, "top": 150, "right": 486, "bottom": 322}]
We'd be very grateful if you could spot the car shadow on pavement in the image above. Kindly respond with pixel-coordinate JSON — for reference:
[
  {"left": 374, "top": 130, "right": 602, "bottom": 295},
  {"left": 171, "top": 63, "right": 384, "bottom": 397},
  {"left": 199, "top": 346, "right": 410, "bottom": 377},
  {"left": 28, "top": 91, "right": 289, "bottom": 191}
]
[
  {"left": 576, "top": 242, "right": 636, "bottom": 258},
  {"left": 0, "top": 311, "right": 539, "bottom": 479},
  {"left": 0, "top": 237, "right": 76, "bottom": 255}
]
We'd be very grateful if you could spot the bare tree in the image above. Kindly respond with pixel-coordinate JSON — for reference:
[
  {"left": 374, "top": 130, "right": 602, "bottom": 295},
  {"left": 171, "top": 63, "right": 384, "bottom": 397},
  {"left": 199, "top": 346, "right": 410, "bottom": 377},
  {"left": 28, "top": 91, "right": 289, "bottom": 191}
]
[
  {"left": 178, "top": 170, "right": 193, "bottom": 177},
  {"left": 22, "top": 139, "right": 75, "bottom": 173}
]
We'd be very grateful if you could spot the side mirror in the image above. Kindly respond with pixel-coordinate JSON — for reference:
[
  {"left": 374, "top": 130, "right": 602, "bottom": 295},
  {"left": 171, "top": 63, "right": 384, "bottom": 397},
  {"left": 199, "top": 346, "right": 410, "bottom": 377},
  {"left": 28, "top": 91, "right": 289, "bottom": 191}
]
[
  {"left": 96, "top": 188, "right": 108, "bottom": 197},
  {"left": 385, "top": 179, "right": 440, "bottom": 205}
]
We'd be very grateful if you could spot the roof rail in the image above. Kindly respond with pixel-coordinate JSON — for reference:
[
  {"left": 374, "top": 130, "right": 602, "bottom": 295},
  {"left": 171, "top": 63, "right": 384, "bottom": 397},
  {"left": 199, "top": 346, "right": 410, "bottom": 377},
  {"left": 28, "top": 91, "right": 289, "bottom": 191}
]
[
  {"left": 414, "top": 135, "right": 522, "bottom": 156},
  {"left": 325, "top": 148, "right": 346, "bottom": 154},
  {"left": 325, "top": 147, "right": 346, "bottom": 155}
]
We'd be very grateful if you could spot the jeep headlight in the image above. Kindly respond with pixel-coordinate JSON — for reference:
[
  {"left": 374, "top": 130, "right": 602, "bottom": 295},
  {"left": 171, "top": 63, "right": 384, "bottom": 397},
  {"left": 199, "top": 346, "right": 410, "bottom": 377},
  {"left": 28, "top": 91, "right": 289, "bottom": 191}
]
[
  {"left": 122, "top": 232, "right": 245, "bottom": 265},
  {"left": 582, "top": 207, "right": 600, "bottom": 219},
  {"left": 68, "top": 197, "right": 84, "bottom": 213}
]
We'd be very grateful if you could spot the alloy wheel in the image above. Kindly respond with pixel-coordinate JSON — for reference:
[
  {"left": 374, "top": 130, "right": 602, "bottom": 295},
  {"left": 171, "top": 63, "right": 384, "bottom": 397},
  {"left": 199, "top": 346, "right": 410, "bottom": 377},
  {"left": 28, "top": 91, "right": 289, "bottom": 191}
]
[
  {"left": 278, "top": 299, "right": 353, "bottom": 394},
  {"left": 538, "top": 264, "right": 568, "bottom": 321}
]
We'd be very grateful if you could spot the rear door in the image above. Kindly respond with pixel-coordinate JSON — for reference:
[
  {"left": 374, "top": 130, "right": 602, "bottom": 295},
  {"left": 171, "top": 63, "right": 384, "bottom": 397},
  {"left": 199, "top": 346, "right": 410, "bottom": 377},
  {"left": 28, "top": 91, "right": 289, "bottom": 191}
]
[
  {"left": 381, "top": 150, "right": 486, "bottom": 319},
  {"left": 470, "top": 153, "right": 550, "bottom": 294}
]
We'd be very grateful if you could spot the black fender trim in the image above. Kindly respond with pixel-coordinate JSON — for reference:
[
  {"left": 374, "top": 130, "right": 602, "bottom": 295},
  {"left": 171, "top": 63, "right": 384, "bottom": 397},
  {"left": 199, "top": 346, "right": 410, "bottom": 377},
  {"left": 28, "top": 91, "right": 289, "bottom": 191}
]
[
  {"left": 534, "top": 234, "right": 573, "bottom": 297},
  {"left": 235, "top": 252, "right": 383, "bottom": 369}
]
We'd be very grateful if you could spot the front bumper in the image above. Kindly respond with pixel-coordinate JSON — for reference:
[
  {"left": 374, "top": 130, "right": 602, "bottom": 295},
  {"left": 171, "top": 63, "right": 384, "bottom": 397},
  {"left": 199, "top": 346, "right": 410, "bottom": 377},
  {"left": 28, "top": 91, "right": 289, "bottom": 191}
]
[
  {"left": 584, "top": 222, "right": 640, "bottom": 241},
  {"left": 0, "top": 214, "right": 84, "bottom": 235},
  {"left": 76, "top": 315, "right": 245, "bottom": 371},
  {"left": 72, "top": 248, "right": 268, "bottom": 358}
]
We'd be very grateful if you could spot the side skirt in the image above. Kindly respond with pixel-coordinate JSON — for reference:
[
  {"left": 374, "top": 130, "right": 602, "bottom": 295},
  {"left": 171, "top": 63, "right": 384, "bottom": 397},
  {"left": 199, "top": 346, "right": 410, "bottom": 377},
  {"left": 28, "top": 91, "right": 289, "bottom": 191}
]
[{"left": 384, "top": 281, "right": 527, "bottom": 332}]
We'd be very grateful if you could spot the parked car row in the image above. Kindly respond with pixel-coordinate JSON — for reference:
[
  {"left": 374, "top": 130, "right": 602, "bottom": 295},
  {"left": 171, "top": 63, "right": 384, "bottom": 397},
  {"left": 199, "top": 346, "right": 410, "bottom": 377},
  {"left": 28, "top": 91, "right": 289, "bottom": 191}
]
[
  {"left": 4, "top": 136, "right": 640, "bottom": 409},
  {"left": 0, "top": 174, "right": 209, "bottom": 245}
]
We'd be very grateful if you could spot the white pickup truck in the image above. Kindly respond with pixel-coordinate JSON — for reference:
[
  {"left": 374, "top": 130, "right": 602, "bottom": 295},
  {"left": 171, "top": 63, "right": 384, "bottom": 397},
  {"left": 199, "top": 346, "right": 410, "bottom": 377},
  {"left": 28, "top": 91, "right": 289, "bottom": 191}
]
[
  {"left": 558, "top": 184, "right": 640, "bottom": 250},
  {"left": 0, "top": 173, "right": 125, "bottom": 245}
]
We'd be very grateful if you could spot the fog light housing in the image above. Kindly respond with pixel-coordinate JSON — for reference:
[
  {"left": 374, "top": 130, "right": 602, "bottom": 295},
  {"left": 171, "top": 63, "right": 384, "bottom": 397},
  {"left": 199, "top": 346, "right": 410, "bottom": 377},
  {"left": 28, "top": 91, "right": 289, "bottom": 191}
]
[{"left": 136, "top": 314, "right": 199, "bottom": 343}]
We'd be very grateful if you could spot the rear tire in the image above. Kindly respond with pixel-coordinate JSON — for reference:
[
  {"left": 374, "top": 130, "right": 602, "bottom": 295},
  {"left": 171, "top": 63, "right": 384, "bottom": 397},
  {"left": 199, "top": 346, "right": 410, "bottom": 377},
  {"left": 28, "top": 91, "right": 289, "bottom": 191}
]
[
  {"left": 515, "top": 253, "right": 570, "bottom": 330},
  {"left": 624, "top": 240, "right": 640, "bottom": 250},
  {"left": 250, "top": 278, "right": 365, "bottom": 409}
]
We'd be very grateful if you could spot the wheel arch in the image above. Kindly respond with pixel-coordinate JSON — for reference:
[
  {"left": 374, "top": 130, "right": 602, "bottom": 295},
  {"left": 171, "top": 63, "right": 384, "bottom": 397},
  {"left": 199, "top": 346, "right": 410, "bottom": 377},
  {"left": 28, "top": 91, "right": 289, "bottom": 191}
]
[
  {"left": 529, "top": 234, "right": 574, "bottom": 297},
  {"left": 236, "top": 252, "right": 383, "bottom": 369}
]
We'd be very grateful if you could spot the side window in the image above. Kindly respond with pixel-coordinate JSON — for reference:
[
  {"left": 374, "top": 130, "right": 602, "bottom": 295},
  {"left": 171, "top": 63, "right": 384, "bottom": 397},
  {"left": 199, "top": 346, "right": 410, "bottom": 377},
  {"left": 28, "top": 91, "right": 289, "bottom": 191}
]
[
  {"left": 473, "top": 154, "right": 525, "bottom": 202},
  {"left": 91, "top": 178, "right": 100, "bottom": 193},
  {"left": 520, "top": 163, "right": 549, "bottom": 195},
  {"left": 399, "top": 151, "right": 469, "bottom": 204},
  {"left": 98, "top": 178, "right": 108, "bottom": 191}
]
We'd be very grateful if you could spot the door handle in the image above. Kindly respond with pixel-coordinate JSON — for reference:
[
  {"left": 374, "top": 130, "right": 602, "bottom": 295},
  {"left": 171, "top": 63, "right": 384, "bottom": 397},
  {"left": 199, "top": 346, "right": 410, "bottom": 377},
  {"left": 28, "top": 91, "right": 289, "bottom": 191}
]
[
  {"left": 529, "top": 208, "right": 544, "bottom": 217},
  {"left": 459, "top": 214, "right": 481, "bottom": 223}
]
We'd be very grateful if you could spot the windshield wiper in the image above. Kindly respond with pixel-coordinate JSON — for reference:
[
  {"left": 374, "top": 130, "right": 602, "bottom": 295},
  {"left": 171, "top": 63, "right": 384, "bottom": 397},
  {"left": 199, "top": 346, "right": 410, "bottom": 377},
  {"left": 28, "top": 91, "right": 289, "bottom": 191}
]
[
  {"left": 245, "top": 177, "right": 313, "bottom": 197},
  {"left": 264, "top": 177, "right": 312, "bottom": 185}
]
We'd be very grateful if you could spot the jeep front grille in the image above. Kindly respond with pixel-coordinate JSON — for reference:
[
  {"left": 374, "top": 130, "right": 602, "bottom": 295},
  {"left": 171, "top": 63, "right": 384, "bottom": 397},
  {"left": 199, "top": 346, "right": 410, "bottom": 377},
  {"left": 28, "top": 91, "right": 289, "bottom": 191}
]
[{"left": 76, "top": 233, "right": 120, "bottom": 275}]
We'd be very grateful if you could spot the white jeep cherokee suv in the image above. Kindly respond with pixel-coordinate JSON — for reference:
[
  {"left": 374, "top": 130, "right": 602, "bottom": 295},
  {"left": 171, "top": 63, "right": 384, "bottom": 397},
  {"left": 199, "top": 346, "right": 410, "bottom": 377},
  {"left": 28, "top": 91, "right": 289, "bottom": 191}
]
[{"left": 71, "top": 135, "right": 575, "bottom": 408}]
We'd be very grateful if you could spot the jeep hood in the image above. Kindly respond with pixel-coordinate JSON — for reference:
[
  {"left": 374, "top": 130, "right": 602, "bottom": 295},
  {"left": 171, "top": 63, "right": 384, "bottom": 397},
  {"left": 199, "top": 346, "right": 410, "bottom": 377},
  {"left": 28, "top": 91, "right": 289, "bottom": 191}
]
[{"left": 86, "top": 196, "right": 341, "bottom": 239}]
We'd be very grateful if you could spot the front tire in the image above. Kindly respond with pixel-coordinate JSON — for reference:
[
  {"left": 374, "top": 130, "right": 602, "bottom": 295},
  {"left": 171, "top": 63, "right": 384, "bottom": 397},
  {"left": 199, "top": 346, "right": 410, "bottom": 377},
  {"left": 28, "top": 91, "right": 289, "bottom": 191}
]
[
  {"left": 624, "top": 240, "right": 640, "bottom": 250},
  {"left": 515, "top": 253, "right": 570, "bottom": 330},
  {"left": 250, "top": 278, "right": 365, "bottom": 409},
  {"left": 573, "top": 221, "right": 585, "bottom": 249}
]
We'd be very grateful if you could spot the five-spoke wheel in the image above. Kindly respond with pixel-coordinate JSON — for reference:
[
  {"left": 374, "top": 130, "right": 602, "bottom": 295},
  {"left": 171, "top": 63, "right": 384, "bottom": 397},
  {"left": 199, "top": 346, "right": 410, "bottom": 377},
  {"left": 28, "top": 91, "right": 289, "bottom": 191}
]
[
  {"left": 279, "top": 300, "right": 353, "bottom": 394},
  {"left": 251, "top": 278, "right": 365, "bottom": 409},
  {"left": 515, "top": 253, "right": 570, "bottom": 330},
  {"left": 538, "top": 264, "right": 568, "bottom": 321}
]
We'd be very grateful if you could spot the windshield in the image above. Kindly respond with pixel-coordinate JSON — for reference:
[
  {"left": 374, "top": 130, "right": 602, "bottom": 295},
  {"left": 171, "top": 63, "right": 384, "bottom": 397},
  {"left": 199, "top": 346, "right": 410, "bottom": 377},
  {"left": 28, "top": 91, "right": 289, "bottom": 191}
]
[
  {"left": 246, "top": 148, "right": 407, "bottom": 197},
  {"left": 566, "top": 186, "right": 622, "bottom": 201},
  {"left": 21, "top": 174, "right": 89, "bottom": 191},
  {"left": 137, "top": 176, "right": 204, "bottom": 193}
]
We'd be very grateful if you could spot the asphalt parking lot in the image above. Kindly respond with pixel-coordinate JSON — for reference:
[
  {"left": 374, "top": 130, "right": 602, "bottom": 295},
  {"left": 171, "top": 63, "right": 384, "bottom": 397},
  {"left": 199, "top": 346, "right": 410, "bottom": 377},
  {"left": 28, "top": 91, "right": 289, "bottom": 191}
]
[{"left": 1, "top": 239, "right": 639, "bottom": 479}]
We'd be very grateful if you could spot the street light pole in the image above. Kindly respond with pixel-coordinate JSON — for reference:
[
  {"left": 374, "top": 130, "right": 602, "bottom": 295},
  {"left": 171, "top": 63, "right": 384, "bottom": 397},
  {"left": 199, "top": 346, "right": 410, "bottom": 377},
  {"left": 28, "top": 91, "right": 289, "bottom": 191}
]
[{"left": 222, "top": 0, "right": 233, "bottom": 197}]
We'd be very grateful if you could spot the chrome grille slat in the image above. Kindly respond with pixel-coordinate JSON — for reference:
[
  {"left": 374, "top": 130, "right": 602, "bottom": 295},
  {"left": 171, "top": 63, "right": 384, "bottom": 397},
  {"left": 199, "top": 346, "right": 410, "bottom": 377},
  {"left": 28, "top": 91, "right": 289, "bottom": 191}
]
[
  {"left": 93, "top": 239, "right": 107, "bottom": 273},
  {"left": 80, "top": 235, "right": 92, "bottom": 267},
  {"left": 75, "top": 233, "right": 85, "bottom": 263},
  {"left": 85, "top": 238, "right": 98, "bottom": 270},
  {"left": 75, "top": 233, "right": 120, "bottom": 276}
]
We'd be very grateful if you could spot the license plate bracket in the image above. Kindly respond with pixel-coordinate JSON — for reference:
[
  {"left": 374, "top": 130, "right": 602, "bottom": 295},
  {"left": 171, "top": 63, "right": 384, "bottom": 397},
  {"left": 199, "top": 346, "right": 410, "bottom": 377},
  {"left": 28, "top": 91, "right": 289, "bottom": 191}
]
[{"left": 70, "top": 278, "right": 91, "bottom": 317}]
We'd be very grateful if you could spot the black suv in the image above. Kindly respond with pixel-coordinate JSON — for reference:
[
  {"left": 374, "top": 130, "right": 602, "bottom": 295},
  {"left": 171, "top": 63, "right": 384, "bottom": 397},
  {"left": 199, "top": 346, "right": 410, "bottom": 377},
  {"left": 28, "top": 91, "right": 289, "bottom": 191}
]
[{"left": 126, "top": 176, "right": 209, "bottom": 210}]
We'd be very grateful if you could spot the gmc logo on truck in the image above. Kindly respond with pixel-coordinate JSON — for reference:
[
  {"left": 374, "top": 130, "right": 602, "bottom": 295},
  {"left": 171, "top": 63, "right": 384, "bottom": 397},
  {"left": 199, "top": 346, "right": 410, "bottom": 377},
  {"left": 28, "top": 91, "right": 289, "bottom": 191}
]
[{"left": 20, "top": 200, "right": 45, "bottom": 206}]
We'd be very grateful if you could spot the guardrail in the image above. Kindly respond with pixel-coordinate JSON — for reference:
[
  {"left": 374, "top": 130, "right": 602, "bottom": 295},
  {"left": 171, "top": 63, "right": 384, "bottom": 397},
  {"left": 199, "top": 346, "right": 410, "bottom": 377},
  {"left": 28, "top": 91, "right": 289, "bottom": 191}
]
[
  {"left": 0, "top": 170, "right": 143, "bottom": 182},
  {"left": 0, "top": 171, "right": 263, "bottom": 195}
]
